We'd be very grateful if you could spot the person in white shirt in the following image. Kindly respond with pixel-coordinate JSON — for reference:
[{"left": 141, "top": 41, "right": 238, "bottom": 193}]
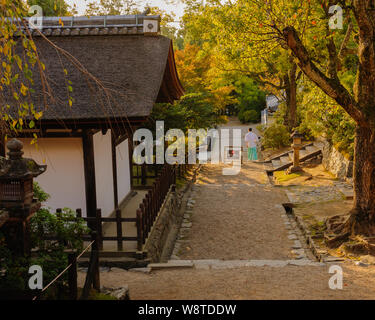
[{"left": 245, "top": 128, "right": 259, "bottom": 161}]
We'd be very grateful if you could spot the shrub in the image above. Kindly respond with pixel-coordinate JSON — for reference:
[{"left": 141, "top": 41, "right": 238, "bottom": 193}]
[
  {"left": 263, "top": 124, "right": 291, "bottom": 149},
  {"left": 243, "top": 110, "right": 259, "bottom": 123},
  {"left": 0, "top": 183, "right": 89, "bottom": 299}
]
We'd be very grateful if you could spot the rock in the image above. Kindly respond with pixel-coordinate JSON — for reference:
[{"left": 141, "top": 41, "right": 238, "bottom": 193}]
[
  {"left": 167, "top": 260, "right": 193, "bottom": 266},
  {"left": 181, "top": 222, "right": 192, "bottom": 228},
  {"left": 288, "top": 234, "right": 298, "bottom": 240},
  {"left": 292, "top": 240, "right": 302, "bottom": 249},
  {"left": 128, "top": 267, "right": 151, "bottom": 274},
  {"left": 323, "top": 256, "right": 345, "bottom": 263},
  {"left": 354, "top": 261, "right": 369, "bottom": 267},
  {"left": 110, "top": 267, "right": 126, "bottom": 273},
  {"left": 99, "top": 267, "right": 110, "bottom": 272},
  {"left": 148, "top": 262, "right": 194, "bottom": 270},
  {"left": 102, "top": 286, "right": 130, "bottom": 300},
  {"left": 360, "top": 255, "right": 375, "bottom": 265}
]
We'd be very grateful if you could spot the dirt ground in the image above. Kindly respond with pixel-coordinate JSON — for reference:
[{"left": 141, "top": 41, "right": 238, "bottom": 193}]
[{"left": 78, "top": 262, "right": 375, "bottom": 300}]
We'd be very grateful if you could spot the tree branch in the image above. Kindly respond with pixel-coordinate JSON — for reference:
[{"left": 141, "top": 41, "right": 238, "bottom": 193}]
[{"left": 282, "top": 26, "right": 364, "bottom": 124}]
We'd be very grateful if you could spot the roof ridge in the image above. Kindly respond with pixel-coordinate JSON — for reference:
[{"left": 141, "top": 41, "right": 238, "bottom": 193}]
[{"left": 20, "top": 14, "right": 161, "bottom": 37}]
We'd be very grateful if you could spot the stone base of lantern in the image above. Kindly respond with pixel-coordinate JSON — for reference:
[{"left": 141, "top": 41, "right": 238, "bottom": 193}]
[{"left": 287, "top": 166, "right": 303, "bottom": 174}]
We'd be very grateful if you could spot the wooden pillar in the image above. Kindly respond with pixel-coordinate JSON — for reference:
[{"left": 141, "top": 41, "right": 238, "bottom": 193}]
[
  {"left": 127, "top": 130, "right": 134, "bottom": 188},
  {"left": 82, "top": 130, "right": 97, "bottom": 228},
  {"left": 111, "top": 131, "right": 119, "bottom": 209},
  {"left": 0, "top": 131, "right": 5, "bottom": 157}
]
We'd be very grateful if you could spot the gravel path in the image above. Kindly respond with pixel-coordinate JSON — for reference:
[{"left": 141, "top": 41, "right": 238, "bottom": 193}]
[{"left": 179, "top": 162, "right": 292, "bottom": 260}]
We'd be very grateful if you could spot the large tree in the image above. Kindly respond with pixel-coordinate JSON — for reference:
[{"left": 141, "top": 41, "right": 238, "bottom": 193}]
[
  {"left": 184, "top": 0, "right": 302, "bottom": 130},
  {"left": 281, "top": 0, "right": 375, "bottom": 243},
  {"left": 27, "top": 0, "right": 76, "bottom": 16},
  {"left": 85, "top": 0, "right": 142, "bottom": 15},
  {"left": 221, "top": 0, "right": 375, "bottom": 244}
]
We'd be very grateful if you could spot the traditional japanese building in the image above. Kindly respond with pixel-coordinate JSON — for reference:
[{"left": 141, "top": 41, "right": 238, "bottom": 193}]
[{"left": 6, "top": 14, "right": 184, "bottom": 218}]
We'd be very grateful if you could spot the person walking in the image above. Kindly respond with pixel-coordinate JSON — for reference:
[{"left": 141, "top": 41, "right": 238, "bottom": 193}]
[{"left": 245, "top": 128, "right": 259, "bottom": 161}]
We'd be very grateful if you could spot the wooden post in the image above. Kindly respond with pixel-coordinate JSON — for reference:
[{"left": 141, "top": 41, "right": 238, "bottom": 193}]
[
  {"left": 92, "top": 231, "right": 100, "bottom": 291},
  {"left": 115, "top": 208, "right": 123, "bottom": 251},
  {"left": 0, "top": 131, "right": 5, "bottom": 157},
  {"left": 68, "top": 252, "right": 78, "bottom": 300},
  {"left": 141, "top": 163, "right": 147, "bottom": 186},
  {"left": 76, "top": 208, "right": 82, "bottom": 218},
  {"left": 136, "top": 209, "right": 143, "bottom": 251},
  {"left": 127, "top": 132, "right": 134, "bottom": 188},
  {"left": 80, "top": 233, "right": 100, "bottom": 299},
  {"left": 96, "top": 209, "right": 103, "bottom": 250},
  {"left": 111, "top": 131, "right": 119, "bottom": 209},
  {"left": 82, "top": 130, "right": 97, "bottom": 230}
]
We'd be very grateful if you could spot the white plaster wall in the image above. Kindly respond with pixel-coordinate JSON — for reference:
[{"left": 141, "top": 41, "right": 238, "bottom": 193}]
[
  {"left": 21, "top": 137, "right": 86, "bottom": 214},
  {"left": 116, "top": 139, "right": 131, "bottom": 204},
  {"left": 93, "top": 130, "right": 115, "bottom": 217}
]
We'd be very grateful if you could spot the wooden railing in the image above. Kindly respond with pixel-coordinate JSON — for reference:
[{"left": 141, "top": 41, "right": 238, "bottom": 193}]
[
  {"left": 42, "top": 164, "right": 186, "bottom": 253},
  {"left": 136, "top": 164, "right": 176, "bottom": 251},
  {"left": 33, "top": 231, "right": 100, "bottom": 300}
]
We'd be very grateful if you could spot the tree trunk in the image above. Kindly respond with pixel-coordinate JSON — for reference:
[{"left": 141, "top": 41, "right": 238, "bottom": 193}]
[
  {"left": 352, "top": 126, "right": 375, "bottom": 229},
  {"left": 326, "top": 126, "right": 375, "bottom": 245},
  {"left": 287, "top": 63, "right": 297, "bottom": 130},
  {"left": 283, "top": 66, "right": 297, "bottom": 131}
]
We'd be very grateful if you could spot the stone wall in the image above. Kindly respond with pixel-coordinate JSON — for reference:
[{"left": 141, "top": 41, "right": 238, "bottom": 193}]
[
  {"left": 321, "top": 139, "right": 353, "bottom": 181},
  {"left": 144, "top": 187, "right": 183, "bottom": 263}
]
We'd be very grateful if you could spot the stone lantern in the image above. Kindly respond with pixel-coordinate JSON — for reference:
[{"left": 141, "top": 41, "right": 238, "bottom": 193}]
[
  {"left": 288, "top": 130, "right": 304, "bottom": 174},
  {"left": 0, "top": 138, "right": 47, "bottom": 255}
]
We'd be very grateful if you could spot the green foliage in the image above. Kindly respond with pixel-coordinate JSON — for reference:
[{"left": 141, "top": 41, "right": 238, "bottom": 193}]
[
  {"left": 240, "top": 110, "right": 259, "bottom": 124},
  {"left": 234, "top": 76, "right": 266, "bottom": 123},
  {"left": 262, "top": 124, "right": 291, "bottom": 149},
  {"left": 27, "top": 0, "right": 74, "bottom": 16},
  {"left": 33, "top": 181, "right": 50, "bottom": 202},
  {"left": 298, "top": 84, "right": 355, "bottom": 159},
  {"left": 149, "top": 92, "right": 227, "bottom": 133},
  {"left": 0, "top": 184, "right": 89, "bottom": 298}
]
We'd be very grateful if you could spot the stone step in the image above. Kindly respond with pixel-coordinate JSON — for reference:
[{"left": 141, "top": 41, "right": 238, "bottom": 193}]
[
  {"left": 299, "top": 150, "right": 308, "bottom": 157},
  {"left": 272, "top": 159, "right": 282, "bottom": 168},
  {"left": 280, "top": 156, "right": 292, "bottom": 165},
  {"left": 156, "top": 259, "right": 325, "bottom": 270},
  {"left": 305, "top": 145, "right": 319, "bottom": 153},
  {"left": 313, "top": 141, "right": 325, "bottom": 150},
  {"left": 263, "top": 162, "right": 274, "bottom": 172}
]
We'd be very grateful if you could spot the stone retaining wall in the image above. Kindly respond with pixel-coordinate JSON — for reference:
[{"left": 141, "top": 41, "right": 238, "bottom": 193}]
[
  {"left": 143, "top": 188, "right": 183, "bottom": 263},
  {"left": 321, "top": 139, "right": 353, "bottom": 181}
]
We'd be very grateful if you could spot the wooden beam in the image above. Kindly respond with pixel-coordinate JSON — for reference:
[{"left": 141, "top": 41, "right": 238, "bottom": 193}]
[
  {"left": 82, "top": 130, "right": 97, "bottom": 228},
  {"left": 111, "top": 130, "right": 119, "bottom": 209}
]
